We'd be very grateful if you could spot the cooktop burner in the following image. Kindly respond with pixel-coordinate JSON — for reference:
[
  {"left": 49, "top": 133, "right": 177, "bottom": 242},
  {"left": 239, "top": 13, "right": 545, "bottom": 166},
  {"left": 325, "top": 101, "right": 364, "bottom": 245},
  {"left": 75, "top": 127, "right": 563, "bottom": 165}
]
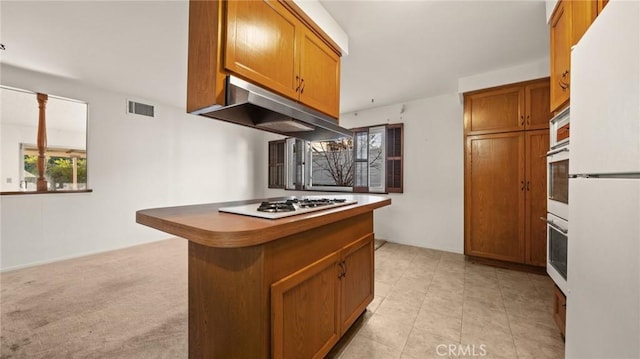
[
  {"left": 257, "top": 198, "right": 348, "bottom": 212},
  {"left": 219, "top": 197, "right": 357, "bottom": 219},
  {"left": 257, "top": 201, "right": 296, "bottom": 213}
]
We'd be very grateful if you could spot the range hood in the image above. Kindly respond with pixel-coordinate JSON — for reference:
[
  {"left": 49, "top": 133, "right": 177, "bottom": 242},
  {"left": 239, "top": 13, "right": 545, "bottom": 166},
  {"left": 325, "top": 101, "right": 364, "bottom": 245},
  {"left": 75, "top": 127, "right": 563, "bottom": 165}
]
[{"left": 191, "top": 76, "right": 353, "bottom": 141}]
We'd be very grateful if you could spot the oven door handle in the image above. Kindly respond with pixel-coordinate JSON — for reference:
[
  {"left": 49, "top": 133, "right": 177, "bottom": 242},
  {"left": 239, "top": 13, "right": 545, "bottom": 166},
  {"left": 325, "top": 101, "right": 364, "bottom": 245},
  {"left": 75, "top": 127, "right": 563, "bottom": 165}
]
[
  {"left": 546, "top": 147, "right": 570, "bottom": 157},
  {"left": 540, "top": 217, "right": 569, "bottom": 234}
]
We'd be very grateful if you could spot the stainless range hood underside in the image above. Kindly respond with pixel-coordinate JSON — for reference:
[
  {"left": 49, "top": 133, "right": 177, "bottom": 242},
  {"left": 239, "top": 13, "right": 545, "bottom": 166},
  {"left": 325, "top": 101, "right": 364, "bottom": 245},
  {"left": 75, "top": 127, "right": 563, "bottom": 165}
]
[{"left": 194, "top": 76, "right": 353, "bottom": 141}]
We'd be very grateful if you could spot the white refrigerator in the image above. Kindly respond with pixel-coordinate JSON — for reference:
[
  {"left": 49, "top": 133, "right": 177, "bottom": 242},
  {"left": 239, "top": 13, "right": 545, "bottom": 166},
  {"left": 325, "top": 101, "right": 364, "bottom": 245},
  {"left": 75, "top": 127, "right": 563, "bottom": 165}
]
[{"left": 566, "top": 1, "right": 640, "bottom": 358}]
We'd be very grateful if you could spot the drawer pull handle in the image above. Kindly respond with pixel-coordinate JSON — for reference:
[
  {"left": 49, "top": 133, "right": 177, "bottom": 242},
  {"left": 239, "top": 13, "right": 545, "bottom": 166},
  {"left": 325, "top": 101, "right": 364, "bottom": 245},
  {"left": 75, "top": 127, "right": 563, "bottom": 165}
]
[
  {"left": 546, "top": 147, "right": 569, "bottom": 157},
  {"left": 540, "top": 217, "right": 568, "bottom": 234}
]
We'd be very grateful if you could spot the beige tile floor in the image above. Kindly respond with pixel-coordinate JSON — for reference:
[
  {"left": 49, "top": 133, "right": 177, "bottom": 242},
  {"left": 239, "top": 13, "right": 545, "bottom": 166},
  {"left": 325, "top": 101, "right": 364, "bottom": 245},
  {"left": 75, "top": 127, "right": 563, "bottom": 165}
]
[
  {"left": 1, "top": 238, "right": 564, "bottom": 358},
  {"left": 330, "top": 242, "right": 565, "bottom": 359}
]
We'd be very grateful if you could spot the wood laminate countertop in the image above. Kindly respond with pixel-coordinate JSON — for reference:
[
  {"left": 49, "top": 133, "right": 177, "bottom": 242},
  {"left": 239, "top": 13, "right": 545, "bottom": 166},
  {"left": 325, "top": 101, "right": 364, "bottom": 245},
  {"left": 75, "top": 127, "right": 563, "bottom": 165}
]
[{"left": 136, "top": 194, "right": 391, "bottom": 248}]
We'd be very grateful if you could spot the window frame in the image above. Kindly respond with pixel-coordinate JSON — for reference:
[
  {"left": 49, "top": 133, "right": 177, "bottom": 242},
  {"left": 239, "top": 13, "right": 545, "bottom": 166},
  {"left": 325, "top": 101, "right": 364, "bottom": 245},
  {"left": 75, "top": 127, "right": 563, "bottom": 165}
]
[
  {"left": 0, "top": 86, "right": 91, "bottom": 195},
  {"left": 267, "top": 123, "right": 404, "bottom": 194}
]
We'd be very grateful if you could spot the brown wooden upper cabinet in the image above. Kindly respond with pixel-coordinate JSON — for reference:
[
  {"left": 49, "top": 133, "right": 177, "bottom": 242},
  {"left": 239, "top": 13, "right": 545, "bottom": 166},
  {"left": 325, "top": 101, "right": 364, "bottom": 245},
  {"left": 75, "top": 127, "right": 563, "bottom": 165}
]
[
  {"left": 597, "top": 0, "right": 609, "bottom": 14},
  {"left": 225, "top": 0, "right": 299, "bottom": 101},
  {"left": 464, "top": 78, "right": 551, "bottom": 135},
  {"left": 550, "top": 0, "right": 598, "bottom": 112},
  {"left": 188, "top": 0, "right": 341, "bottom": 119},
  {"left": 297, "top": 27, "right": 341, "bottom": 118}
]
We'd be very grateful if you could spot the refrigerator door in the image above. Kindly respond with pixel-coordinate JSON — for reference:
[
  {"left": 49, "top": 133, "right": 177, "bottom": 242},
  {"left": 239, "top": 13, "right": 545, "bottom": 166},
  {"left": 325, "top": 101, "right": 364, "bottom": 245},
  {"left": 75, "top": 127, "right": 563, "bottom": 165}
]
[
  {"left": 570, "top": 1, "right": 640, "bottom": 175},
  {"left": 566, "top": 178, "right": 640, "bottom": 358}
]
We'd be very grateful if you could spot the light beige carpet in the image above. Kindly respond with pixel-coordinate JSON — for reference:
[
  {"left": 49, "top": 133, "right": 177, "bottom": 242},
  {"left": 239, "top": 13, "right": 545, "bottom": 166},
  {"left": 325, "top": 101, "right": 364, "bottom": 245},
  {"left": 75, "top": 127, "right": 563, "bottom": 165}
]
[{"left": 1, "top": 238, "right": 188, "bottom": 359}]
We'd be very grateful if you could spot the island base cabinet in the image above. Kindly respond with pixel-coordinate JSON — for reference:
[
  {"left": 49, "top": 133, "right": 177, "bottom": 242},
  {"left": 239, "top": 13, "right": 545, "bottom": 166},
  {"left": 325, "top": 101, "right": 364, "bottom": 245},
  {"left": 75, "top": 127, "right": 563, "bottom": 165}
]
[
  {"left": 136, "top": 196, "right": 391, "bottom": 359},
  {"left": 271, "top": 234, "right": 374, "bottom": 359}
]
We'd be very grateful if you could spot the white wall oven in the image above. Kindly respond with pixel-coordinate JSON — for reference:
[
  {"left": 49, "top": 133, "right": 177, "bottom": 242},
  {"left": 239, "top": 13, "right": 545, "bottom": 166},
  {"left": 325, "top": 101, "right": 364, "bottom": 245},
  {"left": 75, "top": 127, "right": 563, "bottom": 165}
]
[
  {"left": 546, "top": 107, "right": 570, "bottom": 294},
  {"left": 545, "top": 212, "right": 568, "bottom": 294},
  {"left": 547, "top": 146, "right": 569, "bottom": 220}
]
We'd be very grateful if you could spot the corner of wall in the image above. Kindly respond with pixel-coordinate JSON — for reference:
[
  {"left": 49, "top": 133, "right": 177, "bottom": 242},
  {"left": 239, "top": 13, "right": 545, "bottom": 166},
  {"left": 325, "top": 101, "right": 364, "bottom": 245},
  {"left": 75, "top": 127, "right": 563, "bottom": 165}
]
[
  {"left": 292, "top": 0, "right": 349, "bottom": 55},
  {"left": 545, "top": 0, "right": 559, "bottom": 24}
]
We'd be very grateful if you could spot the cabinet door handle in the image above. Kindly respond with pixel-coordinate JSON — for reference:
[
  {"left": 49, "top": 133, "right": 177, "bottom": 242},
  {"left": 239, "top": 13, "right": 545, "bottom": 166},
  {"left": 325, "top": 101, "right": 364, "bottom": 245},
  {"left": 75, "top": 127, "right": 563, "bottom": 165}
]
[
  {"left": 520, "top": 115, "right": 524, "bottom": 126},
  {"left": 295, "top": 75, "right": 301, "bottom": 92},
  {"left": 559, "top": 70, "right": 570, "bottom": 91},
  {"left": 337, "top": 261, "right": 346, "bottom": 278},
  {"left": 526, "top": 115, "right": 530, "bottom": 126},
  {"left": 521, "top": 181, "right": 525, "bottom": 191},
  {"left": 299, "top": 78, "right": 305, "bottom": 94},
  {"left": 526, "top": 181, "right": 530, "bottom": 191}
]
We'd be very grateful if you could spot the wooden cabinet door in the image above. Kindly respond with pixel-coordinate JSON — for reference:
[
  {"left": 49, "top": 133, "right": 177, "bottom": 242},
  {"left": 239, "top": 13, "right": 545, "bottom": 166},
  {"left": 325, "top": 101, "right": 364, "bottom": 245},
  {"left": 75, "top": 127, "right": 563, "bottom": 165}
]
[
  {"left": 271, "top": 251, "right": 341, "bottom": 359},
  {"left": 525, "top": 81, "right": 551, "bottom": 130},
  {"left": 550, "top": 0, "right": 571, "bottom": 112},
  {"left": 465, "top": 132, "right": 526, "bottom": 263},
  {"left": 339, "top": 234, "right": 374, "bottom": 334},
  {"left": 464, "top": 85, "right": 524, "bottom": 135},
  {"left": 553, "top": 285, "right": 567, "bottom": 337},
  {"left": 572, "top": 0, "right": 598, "bottom": 44},
  {"left": 225, "top": 0, "right": 299, "bottom": 100},
  {"left": 298, "top": 27, "right": 341, "bottom": 118},
  {"left": 597, "top": 0, "right": 609, "bottom": 14},
  {"left": 525, "top": 130, "right": 549, "bottom": 266}
]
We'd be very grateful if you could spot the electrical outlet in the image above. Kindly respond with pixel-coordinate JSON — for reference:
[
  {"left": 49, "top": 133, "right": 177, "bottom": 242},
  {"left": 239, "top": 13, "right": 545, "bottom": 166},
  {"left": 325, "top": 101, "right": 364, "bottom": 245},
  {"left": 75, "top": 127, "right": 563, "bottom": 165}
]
[{"left": 6, "top": 177, "right": 12, "bottom": 184}]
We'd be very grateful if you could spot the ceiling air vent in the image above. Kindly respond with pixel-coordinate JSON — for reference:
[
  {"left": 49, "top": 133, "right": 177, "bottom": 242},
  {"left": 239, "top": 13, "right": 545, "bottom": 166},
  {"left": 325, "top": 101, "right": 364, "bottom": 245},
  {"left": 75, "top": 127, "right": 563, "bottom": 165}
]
[{"left": 127, "top": 100, "right": 155, "bottom": 117}]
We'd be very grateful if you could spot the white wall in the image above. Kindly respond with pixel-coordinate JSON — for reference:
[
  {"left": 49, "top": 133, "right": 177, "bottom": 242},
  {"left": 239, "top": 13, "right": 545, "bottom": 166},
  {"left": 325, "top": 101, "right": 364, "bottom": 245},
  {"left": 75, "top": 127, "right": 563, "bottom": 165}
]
[
  {"left": 545, "top": 0, "right": 558, "bottom": 23},
  {"left": 1, "top": 123, "right": 35, "bottom": 191},
  {"left": 0, "top": 65, "right": 270, "bottom": 271},
  {"left": 343, "top": 96, "right": 464, "bottom": 253}
]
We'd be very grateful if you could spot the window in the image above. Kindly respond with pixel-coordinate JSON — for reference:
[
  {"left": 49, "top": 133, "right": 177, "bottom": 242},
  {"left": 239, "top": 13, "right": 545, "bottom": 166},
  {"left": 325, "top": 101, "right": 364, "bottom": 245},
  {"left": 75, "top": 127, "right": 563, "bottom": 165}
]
[
  {"left": 353, "top": 125, "right": 387, "bottom": 193},
  {"left": 22, "top": 145, "right": 87, "bottom": 191},
  {"left": 1, "top": 86, "right": 89, "bottom": 194},
  {"left": 309, "top": 137, "right": 354, "bottom": 191},
  {"left": 268, "top": 123, "right": 403, "bottom": 193}
]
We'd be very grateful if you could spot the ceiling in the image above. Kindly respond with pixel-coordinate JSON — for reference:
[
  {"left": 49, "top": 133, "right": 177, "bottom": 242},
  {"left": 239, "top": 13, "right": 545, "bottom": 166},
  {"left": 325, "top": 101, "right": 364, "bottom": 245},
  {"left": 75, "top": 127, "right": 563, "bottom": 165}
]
[
  {"left": 0, "top": 0, "right": 549, "bottom": 115},
  {"left": 321, "top": 0, "right": 549, "bottom": 113}
]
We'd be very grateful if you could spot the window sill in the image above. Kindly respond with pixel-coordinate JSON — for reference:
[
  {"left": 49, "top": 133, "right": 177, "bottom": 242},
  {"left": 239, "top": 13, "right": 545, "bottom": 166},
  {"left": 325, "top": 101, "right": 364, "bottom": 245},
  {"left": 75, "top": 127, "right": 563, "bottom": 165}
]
[{"left": 0, "top": 189, "right": 93, "bottom": 196}]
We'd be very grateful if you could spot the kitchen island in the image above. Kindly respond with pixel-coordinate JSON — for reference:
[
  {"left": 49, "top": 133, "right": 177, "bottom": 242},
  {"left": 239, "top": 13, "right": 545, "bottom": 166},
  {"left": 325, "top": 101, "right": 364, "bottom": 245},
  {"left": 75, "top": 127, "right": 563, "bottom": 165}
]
[{"left": 136, "top": 194, "right": 391, "bottom": 358}]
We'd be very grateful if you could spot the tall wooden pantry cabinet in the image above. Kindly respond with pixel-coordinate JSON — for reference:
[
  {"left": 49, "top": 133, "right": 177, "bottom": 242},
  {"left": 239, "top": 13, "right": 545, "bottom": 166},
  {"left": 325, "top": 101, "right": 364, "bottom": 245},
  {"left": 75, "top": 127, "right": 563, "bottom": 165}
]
[{"left": 464, "top": 78, "right": 550, "bottom": 267}]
